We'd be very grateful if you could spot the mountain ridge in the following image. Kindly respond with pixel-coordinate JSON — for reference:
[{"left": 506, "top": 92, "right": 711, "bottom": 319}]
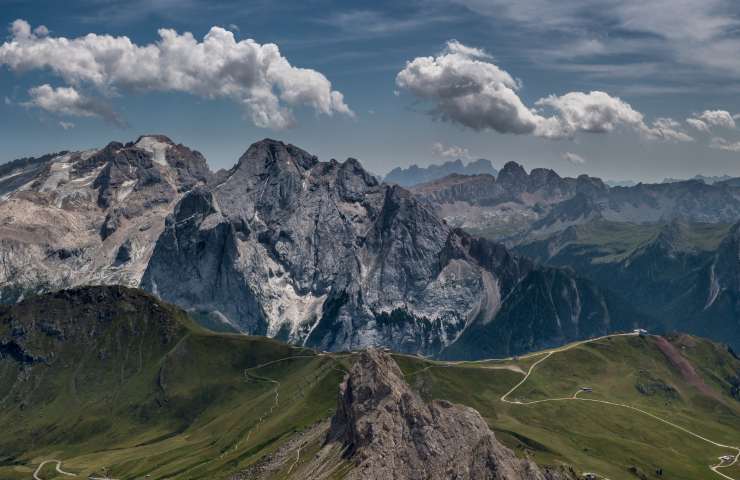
[
  {"left": 384, "top": 157, "right": 498, "bottom": 187},
  {"left": 0, "top": 136, "right": 638, "bottom": 359}
]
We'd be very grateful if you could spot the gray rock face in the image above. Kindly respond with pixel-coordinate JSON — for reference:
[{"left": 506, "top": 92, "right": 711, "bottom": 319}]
[
  {"left": 141, "top": 139, "right": 628, "bottom": 357},
  {"left": 1, "top": 136, "right": 630, "bottom": 359},
  {"left": 0, "top": 135, "right": 210, "bottom": 303},
  {"left": 142, "top": 140, "right": 484, "bottom": 353},
  {"left": 326, "top": 349, "right": 574, "bottom": 480}
]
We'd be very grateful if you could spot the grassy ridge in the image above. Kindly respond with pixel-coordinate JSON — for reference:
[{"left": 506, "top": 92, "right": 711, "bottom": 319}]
[
  {"left": 0, "top": 288, "right": 348, "bottom": 479},
  {"left": 396, "top": 334, "right": 740, "bottom": 480},
  {"left": 1, "top": 288, "right": 738, "bottom": 479}
]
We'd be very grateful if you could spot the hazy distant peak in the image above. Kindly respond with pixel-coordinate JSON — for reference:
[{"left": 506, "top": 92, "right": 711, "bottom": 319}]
[{"left": 384, "top": 157, "right": 497, "bottom": 187}]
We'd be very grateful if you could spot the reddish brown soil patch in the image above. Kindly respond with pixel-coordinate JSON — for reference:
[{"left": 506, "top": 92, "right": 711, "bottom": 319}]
[{"left": 654, "top": 336, "right": 722, "bottom": 402}]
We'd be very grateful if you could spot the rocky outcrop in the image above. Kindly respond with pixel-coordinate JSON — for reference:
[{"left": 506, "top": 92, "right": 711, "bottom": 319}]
[{"left": 326, "top": 349, "right": 574, "bottom": 480}]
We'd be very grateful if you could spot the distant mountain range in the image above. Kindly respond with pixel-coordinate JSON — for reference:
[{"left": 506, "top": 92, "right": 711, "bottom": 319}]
[
  {"left": 383, "top": 158, "right": 497, "bottom": 186},
  {"left": 663, "top": 174, "right": 736, "bottom": 184},
  {"left": 410, "top": 164, "right": 740, "bottom": 350},
  {"left": 0, "top": 137, "right": 639, "bottom": 359},
  {"left": 2, "top": 138, "right": 740, "bottom": 354},
  {"left": 412, "top": 161, "right": 740, "bottom": 242}
]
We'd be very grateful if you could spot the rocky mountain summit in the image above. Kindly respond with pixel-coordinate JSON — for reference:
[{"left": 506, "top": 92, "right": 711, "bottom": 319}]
[
  {"left": 323, "top": 349, "right": 574, "bottom": 480},
  {"left": 141, "top": 139, "right": 634, "bottom": 356},
  {"left": 0, "top": 137, "right": 639, "bottom": 358},
  {"left": 0, "top": 135, "right": 210, "bottom": 303},
  {"left": 411, "top": 162, "right": 604, "bottom": 240}
]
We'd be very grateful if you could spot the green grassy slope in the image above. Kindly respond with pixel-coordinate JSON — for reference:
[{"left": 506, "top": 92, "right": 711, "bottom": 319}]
[
  {"left": 515, "top": 220, "right": 732, "bottom": 265},
  {"left": 397, "top": 334, "right": 740, "bottom": 480},
  {"left": 1, "top": 287, "right": 738, "bottom": 479},
  {"left": 0, "top": 287, "right": 348, "bottom": 480}
]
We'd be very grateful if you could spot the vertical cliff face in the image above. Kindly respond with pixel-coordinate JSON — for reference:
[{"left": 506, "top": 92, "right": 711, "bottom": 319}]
[
  {"left": 1, "top": 137, "right": 629, "bottom": 359},
  {"left": 140, "top": 139, "right": 622, "bottom": 358},
  {"left": 142, "top": 139, "right": 489, "bottom": 353},
  {"left": 325, "top": 349, "right": 575, "bottom": 480}
]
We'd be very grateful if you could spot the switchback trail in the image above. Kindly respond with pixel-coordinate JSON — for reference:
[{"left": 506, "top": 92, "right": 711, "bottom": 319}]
[{"left": 33, "top": 460, "right": 76, "bottom": 480}]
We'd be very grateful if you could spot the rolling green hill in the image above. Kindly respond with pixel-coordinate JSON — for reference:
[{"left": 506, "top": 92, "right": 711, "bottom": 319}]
[{"left": 1, "top": 287, "right": 738, "bottom": 479}]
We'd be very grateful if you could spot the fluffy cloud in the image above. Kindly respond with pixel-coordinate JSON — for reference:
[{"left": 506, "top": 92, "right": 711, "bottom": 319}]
[
  {"left": 395, "top": 40, "right": 542, "bottom": 134},
  {"left": 0, "top": 19, "right": 353, "bottom": 129},
  {"left": 641, "top": 117, "right": 694, "bottom": 142},
  {"left": 710, "top": 136, "right": 740, "bottom": 152},
  {"left": 432, "top": 142, "right": 471, "bottom": 159},
  {"left": 687, "top": 110, "right": 736, "bottom": 133},
  {"left": 686, "top": 118, "right": 711, "bottom": 133},
  {"left": 24, "top": 84, "right": 126, "bottom": 126},
  {"left": 534, "top": 91, "right": 645, "bottom": 139},
  {"left": 561, "top": 152, "right": 586, "bottom": 164},
  {"left": 396, "top": 41, "right": 692, "bottom": 142}
]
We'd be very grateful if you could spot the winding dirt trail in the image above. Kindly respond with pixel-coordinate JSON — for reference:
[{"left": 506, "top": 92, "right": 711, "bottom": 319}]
[
  {"left": 500, "top": 333, "right": 740, "bottom": 480},
  {"left": 33, "top": 460, "right": 77, "bottom": 480}
]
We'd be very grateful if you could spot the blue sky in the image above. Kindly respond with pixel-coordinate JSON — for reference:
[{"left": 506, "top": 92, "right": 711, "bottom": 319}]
[{"left": 2, "top": 0, "right": 740, "bottom": 182}]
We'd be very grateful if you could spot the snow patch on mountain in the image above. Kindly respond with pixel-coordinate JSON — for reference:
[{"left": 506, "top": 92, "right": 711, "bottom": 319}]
[{"left": 136, "top": 136, "right": 171, "bottom": 166}]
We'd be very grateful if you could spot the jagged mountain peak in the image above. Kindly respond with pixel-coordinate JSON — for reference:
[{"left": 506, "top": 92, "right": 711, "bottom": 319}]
[
  {"left": 529, "top": 167, "right": 562, "bottom": 184},
  {"left": 3, "top": 137, "right": 636, "bottom": 359},
  {"left": 498, "top": 160, "right": 527, "bottom": 178},
  {"left": 133, "top": 134, "right": 176, "bottom": 145},
  {"left": 325, "top": 349, "right": 571, "bottom": 480},
  {"left": 235, "top": 138, "right": 318, "bottom": 173}
]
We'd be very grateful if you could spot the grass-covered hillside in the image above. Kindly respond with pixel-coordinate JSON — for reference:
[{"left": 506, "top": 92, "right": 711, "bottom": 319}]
[
  {"left": 397, "top": 333, "right": 740, "bottom": 480},
  {"left": 1, "top": 287, "right": 738, "bottom": 479},
  {"left": 0, "top": 287, "right": 348, "bottom": 480}
]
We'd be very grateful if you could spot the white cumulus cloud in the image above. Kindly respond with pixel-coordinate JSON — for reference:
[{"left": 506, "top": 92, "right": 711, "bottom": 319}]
[
  {"left": 24, "top": 84, "right": 126, "bottom": 126},
  {"left": 561, "top": 152, "right": 586, "bottom": 164},
  {"left": 641, "top": 117, "right": 694, "bottom": 142},
  {"left": 396, "top": 41, "right": 691, "bottom": 142},
  {"left": 534, "top": 90, "right": 645, "bottom": 139},
  {"left": 0, "top": 19, "right": 353, "bottom": 129},
  {"left": 432, "top": 142, "right": 471, "bottom": 159},
  {"left": 686, "top": 117, "right": 710, "bottom": 133},
  {"left": 395, "top": 40, "right": 542, "bottom": 134},
  {"left": 687, "top": 110, "right": 736, "bottom": 132},
  {"left": 710, "top": 136, "right": 740, "bottom": 152}
]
